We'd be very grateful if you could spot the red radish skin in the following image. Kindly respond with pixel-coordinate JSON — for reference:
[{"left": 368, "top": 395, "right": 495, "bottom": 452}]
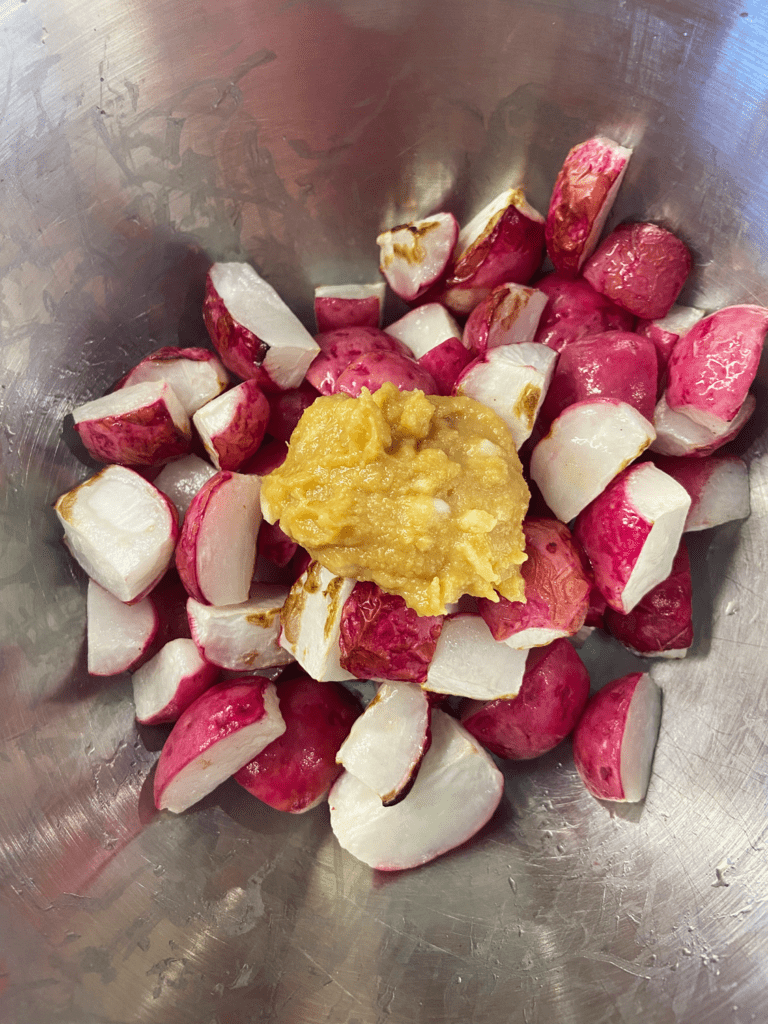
[
  {"left": 461, "top": 639, "right": 590, "bottom": 759},
  {"left": 418, "top": 339, "right": 473, "bottom": 396},
  {"left": 192, "top": 379, "right": 270, "bottom": 471},
  {"left": 241, "top": 438, "right": 288, "bottom": 476},
  {"left": 546, "top": 136, "right": 632, "bottom": 274},
  {"left": 651, "top": 454, "right": 750, "bottom": 531},
  {"left": 463, "top": 282, "right": 548, "bottom": 356},
  {"left": 651, "top": 392, "right": 756, "bottom": 458},
  {"left": 385, "top": 303, "right": 464, "bottom": 359},
  {"left": 266, "top": 381, "right": 318, "bottom": 442},
  {"left": 132, "top": 638, "right": 220, "bottom": 725},
  {"left": 154, "top": 454, "right": 217, "bottom": 522},
  {"left": 314, "top": 283, "right": 385, "bottom": 332},
  {"left": 637, "top": 305, "right": 705, "bottom": 371},
  {"left": 153, "top": 678, "right": 286, "bottom": 813},
  {"left": 334, "top": 350, "right": 437, "bottom": 397},
  {"left": 582, "top": 222, "right": 693, "bottom": 320},
  {"left": 115, "top": 346, "right": 229, "bottom": 416},
  {"left": 203, "top": 273, "right": 267, "bottom": 380},
  {"left": 258, "top": 520, "right": 298, "bottom": 567},
  {"left": 87, "top": 580, "right": 160, "bottom": 676},
  {"left": 306, "top": 326, "right": 412, "bottom": 395},
  {"left": 572, "top": 672, "right": 662, "bottom": 802},
  {"left": 377, "top": 212, "right": 458, "bottom": 301},
  {"left": 533, "top": 271, "right": 636, "bottom": 353},
  {"left": 234, "top": 676, "right": 362, "bottom": 813}
]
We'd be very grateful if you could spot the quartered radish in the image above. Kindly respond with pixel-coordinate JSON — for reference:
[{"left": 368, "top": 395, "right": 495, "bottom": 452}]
[
  {"left": 533, "top": 271, "right": 637, "bottom": 352},
  {"left": 650, "top": 392, "right": 755, "bottom": 458},
  {"left": 55, "top": 465, "right": 178, "bottom": 603},
  {"left": 87, "top": 580, "right": 159, "bottom": 676},
  {"left": 306, "top": 325, "right": 412, "bottom": 395},
  {"left": 462, "top": 282, "right": 548, "bottom": 355},
  {"left": 132, "top": 638, "right": 219, "bottom": 725},
  {"left": 651, "top": 454, "right": 750, "bottom": 531},
  {"left": 423, "top": 613, "right": 528, "bottom": 699},
  {"left": 314, "top": 282, "right": 386, "bottom": 332},
  {"left": 376, "top": 212, "right": 458, "bottom": 301},
  {"left": 187, "top": 584, "right": 293, "bottom": 671},
  {"left": 637, "top": 304, "right": 706, "bottom": 370},
  {"left": 116, "top": 346, "right": 229, "bottom": 415},
  {"left": 385, "top": 303, "right": 463, "bottom": 359},
  {"left": 192, "top": 378, "right": 270, "bottom": 471},
  {"left": 279, "top": 562, "right": 356, "bottom": 681},
  {"left": 153, "top": 454, "right": 217, "bottom": 522}
]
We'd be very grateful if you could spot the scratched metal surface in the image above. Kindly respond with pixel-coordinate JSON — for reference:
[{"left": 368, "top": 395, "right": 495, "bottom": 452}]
[{"left": 2, "top": 0, "right": 768, "bottom": 1021}]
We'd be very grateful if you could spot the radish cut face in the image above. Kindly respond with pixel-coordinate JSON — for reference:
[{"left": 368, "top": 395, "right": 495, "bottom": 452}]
[
  {"left": 651, "top": 454, "right": 750, "bottom": 532},
  {"left": 154, "top": 454, "right": 217, "bottom": 522},
  {"left": 187, "top": 584, "right": 293, "bottom": 671},
  {"left": 192, "top": 379, "right": 270, "bottom": 471},
  {"left": 279, "top": 562, "right": 356, "bottom": 681},
  {"left": 619, "top": 674, "right": 663, "bottom": 802},
  {"left": 651, "top": 392, "right": 756, "bottom": 458},
  {"left": 385, "top": 303, "right": 463, "bottom": 360},
  {"left": 87, "top": 580, "right": 159, "bottom": 675},
  {"left": 462, "top": 283, "right": 548, "bottom": 356},
  {"left": 329, "top": 709, "right": 503, "bottom": 871},
  {"left": 117, "top": 346, "right": 229, "bottom": 416},
  {"left": 132, "top": 637, "right": 219, "bottom": 725},
  {"left": 377, "top": 212, "right": 458, "bottom": 301},
  {"left": 424, "top": 613, "right": 528, "bottom": 699}
]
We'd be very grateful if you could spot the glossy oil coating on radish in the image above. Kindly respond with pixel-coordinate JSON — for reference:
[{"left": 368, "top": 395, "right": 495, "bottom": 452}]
[
  {"left": 116, "top": 346, "right": 229, "bottom": 415},
  {"left": 424, "top": 613, "right": 528, "bottom": 699},
  {"left": 187, "top": 584, "right": 293, "bottom": 671},
  {"left": 55, "top": 465, "right": 178, "bottom": 603},
  {"left": 334, "top": 349, "right": 437, "bottom": 397},
  {"left": 545, "top": 136, "right": 632, "bottom": 274},
  {"left": 478, "top": 518, "right": 592, "bottom": 647},
  {"left": 154, "top": 678, "right": 286, "bottom": 813},
  {"left": 651, "top": 454, "right": 750, "bottom": 531},
  {"left": 377, "top": 212, "right": 458, "bottom": 301},
  {"left": 153, "top": 454, "right": 217, "bottom": 523},
  {"left": 461, "top": 639, "right": 590, "bottom": 759},
  {"left": 637, "top": 304, "right": 705, "bottom": 370},
  {"left": 192, "top": 379, "right": 270, "bottom": 471},
  {"left": 314, "top": 283, "right": 385, "bottom": 332},
  {"left": 582, "top": 222, "right": 692, "bottom": 320},
  {"left": 87, "top": 580, "right": 159, "bottom": 676},
  {"left": 572, "top": 672, "right": 662, "bottom": 802},
  {"left": 665, "top": 305, "right": 768, "bottom": 432},
  {"left": 418, "top": 339, "right": 473, "bottom": 396},
  {"left": 533, "top": 273, "right": 637, "bottom": 355},
  {"left": 175, "top": 471, "right": 262, "bottom": 606},
  {"left": 203, "top": 262, "right": 319, "bottom": 388},
  {"left": 650, "top": 392, "right": 755, "bottom": 458},
  {"left": 574, "top": 462, "right": 690, "bottom": 614},
  {"left": 336, "top": 681, "right": 431, "bottom": 805},
  {"left": 72, "top": 380, "right": 191, "bottom": 466},
  {"left": 132, "top": 637, "right": 219, "bottom": 725},
  {"left": 330, "top": 709, "right": 503, "bottom": 870},
  {"left": 529, "top": 399, "right": 655, "bottom": 523},
  {"left": 279, "top": 562, "right": 356, "bottom": 682},
  {"left": 305, "top": 326, "right": 412, "bottom": 395},
  {"left": 462, "top": 282, "right": 548, "bottom": 356},
  {"left": 234, "top": 676, "right": 361, "bottom": 813}
]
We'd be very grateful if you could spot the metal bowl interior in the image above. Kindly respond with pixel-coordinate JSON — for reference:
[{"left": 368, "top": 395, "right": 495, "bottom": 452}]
[{"left": 2, "top": 1, "right": 768, "bottom": 1021}]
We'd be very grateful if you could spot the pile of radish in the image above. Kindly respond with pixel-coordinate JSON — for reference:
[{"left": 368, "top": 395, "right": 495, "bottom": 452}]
[{"left": 55, "top": 136, "right": 760, "bottom": 871}]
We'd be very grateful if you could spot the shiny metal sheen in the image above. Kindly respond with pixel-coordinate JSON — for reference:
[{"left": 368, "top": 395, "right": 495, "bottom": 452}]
[{"left": 3, "top": 1, "right": 768, "bottom": 1021}]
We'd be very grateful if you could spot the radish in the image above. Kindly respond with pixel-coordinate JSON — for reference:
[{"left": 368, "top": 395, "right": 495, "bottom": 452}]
[
  {"left": 665, "top": 305, "right": 768, "bottom": 432},
  {"left": 153, "top": 454, "right": 217, "bottom": 522},
  {"left": 651, "top": 454, "right": 750, "bottom": 531},
  {"left": 545, "top": 136, "right": 632, "bottom": 274},
  {"left": 279, "top": 562, "right": 356, "bottom": 681},
  {"left": 335, "top": 349, "right": 437, "bottom": 397},
  {"left": 650, "top": 391, "right": 755, "bottom": 458},
  {"left": 314, "top": 283, "right": 386, "bottom": 332},
  {"left": 306, "top": 325, "right": 412, "bottom": 395},
  {"left": 257, "top": 520, "right": 297, "bottom": 568},
  {"left": 192, "top": 379, "right": 270, "bottom": 471},
  {"left": 572, "top": 672, "right": 662, "bottom": 802},
  {"left": 175, "top": 471, "right": 262, "bottom": 606},
  {"left": 385, "top": 303, "right": 463, "bottom": 359},
  {"left": 604, "top": 542, "right": 693, "bottom": 658},
  {"left": 376, "top": 212, "right": 458, "bottom": 301},
  {"left": 477, "top": 518, "right": 592, "bottom": 647},
  {"left": 455, "top": 343, "right": 558, "bottom": 449},
  {"left": 338, "top": 581, "right": 443, "bottom": 684},
  {"left": 582, "top": 222, "right": 693, "bottom": 320},
  {"left": 418, "top": 339, "right": 473, "bottom": 396},
  {"left": 153, "top": 678, "right": 286, "bottom": 813},
  {"left": 265, "top": 381, "right": 318, "bottom": 442},
  {"left": 637, "top": 304, "right": 706, "bottom": 370},
  {"left": 329, "top": 709, "right": 504, "bottom": 871},
  {"left": 440, "top": 188, "right": 545, "bottom": 315},
  {"left": 462, "top": 282, "right": 548, "bottom": 356},
  {"left": 187, "top": 584, "right": 293, "bottom": 671},
  {"left": 234, "top": 676, "right": 361, "bottom": 813},
  {"left": 203, "top": 262, "right": 319, "bottom": 388},
  {"left": 115, "top": 346, "right": 229, "bottom": 416},
  {"left": 241, "top": 438, "right": 287, "bottom": 476},
  {"left": 54, "top": 465, "right": 178, "bottom": 603},
  {"left": 533, "top": 271, "right": 636, "bottom": 352},
  {"left": 573, "top": 462, "right": 691, "bottom": 614},
  {"left": 423, "top": 613, "right": 528, "bottom": 700},
  {"left": 336, "top": 681, "right": 432, "bottom": 806},
  {"left": 529, "top": 399, "right": 656, "bottom": 523},
  {"left": 87, "top": 580, "right": 160, "bottom": 676},
  {"left": 461, "top": 638, "right": 590, "bottom": 759},
  {"left": 132, "top": 638, "right": 219, "bottom": 725},
  {"left": 72, "top": 380, "right": 191, "bottom": 466}
]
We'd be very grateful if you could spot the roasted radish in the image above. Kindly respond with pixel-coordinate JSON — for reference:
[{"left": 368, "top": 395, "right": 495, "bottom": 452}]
[
  {"left": 650, "top": 392, "right": 755, "bottom": 458},
  {"left": 279, "top": 562, "right": 356, "bottom": 681},
  {"left": 651, "top": 454, "right": 750, "bottom": 531},
  {"left": 377, "top": 212, "right": 458, "bottom": 301},
  {"left": 462, "top": 282, "right": 548, "bottom": 356},
  {"left": 153, "top": 454, "right": 217, "bottom": 522},
  {"left": 533, "top": 271, "right": 636, "bottom": 352},
  {"left": 305, "top": 325, "right": 412, "bottom": 395},
  {"left": 116, "top": 346, "right": 228, "bottom": 415},
  {"left": 424, "top": 613, "right": 528, "bottom": 700}
]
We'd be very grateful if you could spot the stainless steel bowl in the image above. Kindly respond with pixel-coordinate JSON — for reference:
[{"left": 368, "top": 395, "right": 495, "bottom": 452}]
[{"left": 3, "top": 1, "right": 768, "bottom": 1021}]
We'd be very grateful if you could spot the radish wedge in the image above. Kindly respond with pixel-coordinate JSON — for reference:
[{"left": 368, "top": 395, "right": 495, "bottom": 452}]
[
  {"left": 637, "top": 304, "right": 705, "bottom": 370},
  {"left": 385, "top": 303, "right": 463, "bottom": 359},
  {"left": 87, "top": 580, "right": 159, "bottom": 676},
  {"left": 424, "top": 613, "right": 528, "bottom": 699},
  {"left": 651, "top": 454, "right": 750, "bottom": 531},
  {"left": 153, "top": 454, "right": 217, "bottom": 522},
  {"left": 116, "top": 346, "right": 229, "bottom": 416},
  {"left": 533, "top": 271, "right": 637, "bottom": 353},
  {"left": 187, "top": 584, "right": 293, "bottom": 671},
  {"left": 329, "top": 710, "right": 504, "bottom": 871},
  {"left": 462, "top": 283, "right": 548, "bottom": 356},
  {"left": 279, "top": 562, "right": 356, "bottom": 681},
  {"left": 132, "top": 638, "right": 219, "bottom": 725},
  {"left": 650, "top": 392, "right": 755, "bottom": 458},
  {"left": 154, "top": 678, "right": 286, "bottom": 813},
  {"left": 376, "top": 212, "right": 458, "bottom": 301},
  {"left": 314, "top": 283, "right": 385, "bottom": 332},
  {"left": 192, "top": 379, "right": 270, "bottom": 471}
]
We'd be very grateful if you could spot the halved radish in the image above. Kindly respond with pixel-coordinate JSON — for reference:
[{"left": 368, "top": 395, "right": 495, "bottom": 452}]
[
  {"left": 385, "top": 303, "right": 463, "bottom": 359},
  {"left": 533, "top": 271, "right": 636, "bottom": 352},
  {"left": 187, "top": 584, "right": 293, "bottom": 671},
  {"left": 153, "top": 677, "right": 286, "bottom": 813},
  {"left": 329, "top": 709, "right": 504, "bottom": 871},
  {"left": 72, "top": 380, "right": 191, "bottom": 466},
  {"left": 462, "top": 282, "right": 548, "bottom": 356},
  {"left": 650, "top": 454, "right": 750, "bottom": 531},
  {"left": 87, "top": 580, "right": 159, "bottom": 676},
  {"left": 153, "top": 454, "right": 217, "bottom": 522},
  {"left": 529, "top": 399, "right": 656, "bottom": 523},
  {"left": 279, "top": 562, "right": 356, "bottom": 681},
  {"left": 336, "top": 681, "right": 431, "bottom": 806},
  {"left": 637, "top": 304, "right": 705, "bottom": 371},
  {"left": 572, "top": 672, "right": 662, "bottom": 802},
  {"left": 376, "top": 212, "right": 458, "bottom": 301},
  {"left": 265, "top": 381, "right": 318, "bottom": 442},
  {"left": 650, "top": 392, "right": 755, "bottom": 458},
  {"left": 192, "top": 379, "right": 270, "bottom": 471},
  {"left": 116, "top": 346, "right": 229, "bottom": 415},
  {"left": 423, "top": 613, "right": 528, "bottom": 699},
  {"left": 305, "top": 326, "right": 412, "bottom": 395},
  {"left": 234, "top": 675, "right": 361, "bottom": 812},
  {"left": 314, "top": 283, "right": 386, "bottom": 332},
  {"left": 54, "top": 465, "right": 178, "bottom": 603},
  {"left": 175, "top": 471, "right": 262, "bottom": 606},
  {"left": 203, "top": 262, "right": 319, "bottom": 388},
  {"left": 132, "top": 638, "right": 219, "bottom": 725}
]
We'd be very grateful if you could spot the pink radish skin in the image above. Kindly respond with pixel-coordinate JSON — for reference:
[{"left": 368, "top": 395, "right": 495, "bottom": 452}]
[
  {"left": 651, "top": 392, "right": 756, "bottom": 458},
  {"left": 651, "top": 454, "right": 750, "bottom": 531},
  {"left": 574, "top": 462, "right": 690, "bottom": 614},
  {"left": 73, "top": 380, "right": 191, "bottom": 466},
  {"left": 572, "top": 672, "right": 662, "bottom": 802},
  {"left": 546, "top": 136, "right": 632, "bottom": 274},
  {"left": 418, "top": 339, "right": 473, "bottom": 396},
  {"left": 153, "top": 678, "right": 286, "bottom": 813},
  {"left": 154, "top": 454, "right": 217, "bottom": 523},
  {"left": 377, "top": 212, "right": 459, "bottom": 301},
  {"left": 338, "top": 581, "right": 443, "bottom": 684},
  {"left": 314, "top": 283, "right": 385, "bottom": 332},
  {"left": 115, "top": 346, "right": 229, "bottom": 416},
  {"left": 637, "top": 305, "right": 705, "bottom": 371},
  {"left": 187, "top": 584, "right": 293, "bottom": 671},
  {"left": 461, "top": 639, "right": 590, "bottom": 760},
  {"left": 258, "top": 520, "right": 298, "bottom": 567},
  {"left": 582, "top": 222, "right": 693, "bottom": 320},
  {"left": 533, "top": 271, "right": 636, "bottom": 353},
  {"left": 424, "top": 613, "right": 528, "bottom": 700},
  {"left": 175, "top": 471, "right": 262, "bottom": 606},
  {"left": 192, "top": 379, "right": 270, "bottom": 471},
  {"left": 478, "top": 518, "right": 592, "bottom": 647},
  {"left": 234, "top": 676, "right": 361, "bottom": 813},
  {"left": 241, "top": 438, "right": 287, "bottom": 476},
  {"left": 605, "top": 542, "right": 693, "bottom": 657},
  {"left": 335, "top": 350, "right": 437, "bottom": 397},
  {"left": 462, "top": 282, "right": 548, "bottom": 356},
  {"left": 55, "top": 465, "right": 178, "bottom": 604},
  {"left": 87, "top": 580, "right": 160, "bottom": 676},
  {"left": 665, "top": 305, "right": 768, "bottom": 431},
  {"left": 132, "top": 638, "right": 219, "bottom": 725},
  {"left": 306, "top": 326, "right": 412, "bottom": 395},
  {"left": 266, "top": 381, "right": 318, "bottom": 442}
]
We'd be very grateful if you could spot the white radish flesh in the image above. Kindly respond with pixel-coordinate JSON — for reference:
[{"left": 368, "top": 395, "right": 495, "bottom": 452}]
[
  {"left": 385, "top": 303, "right": 463, "bottom": 359},
  {"left": 87, "top": 580, "right": 159, "bottom": 676},
  {"left": 279, "top": 562, "right": 356, "bottom": 681},
  {"left": 117, "top": 347, "right": 229, "bottom": 415},
  {"left": 187, "top": 584, "right": 293, "bottom": 671},
  {"left": 651, "top": 454, "right": 750, "bottom": 531},
  {"left": 424, "top": 613, "right": 528, "bottom": 699},
  {"left": 462, "top": 282, "right": 548, "bottom": 355},
  {"left": 153, "top": 454, "right": 217, "bottom": 522},
  {"left": 650, "top": 392, "right": 755, "bottom": 457},
  {"left": 376, "top": 212, "right": 458, "bottom": 301},
  {"left": 192, "top": 379, "right": 269, "bottom": 471},
  {"left": 132, "top": 638, "right": 219, "bottom": 725}
]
